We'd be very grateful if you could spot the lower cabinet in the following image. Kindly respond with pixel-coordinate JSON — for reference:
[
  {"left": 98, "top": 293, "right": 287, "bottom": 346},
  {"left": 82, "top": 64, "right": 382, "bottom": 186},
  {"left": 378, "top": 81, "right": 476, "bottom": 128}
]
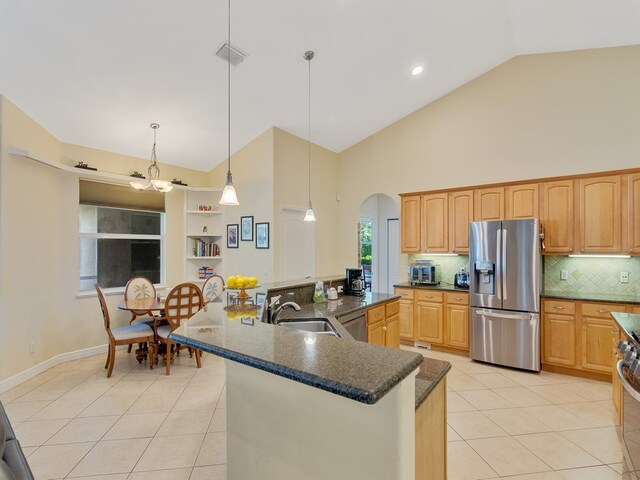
[
  {"left": 612, "top": 324, "right": 622, "bottom": 424},
  {"left": 366, "top": 300, "right": 400, "bottom": 348},
  {"left": 394, "top": 287, "right": 469, "bottom": 353}
]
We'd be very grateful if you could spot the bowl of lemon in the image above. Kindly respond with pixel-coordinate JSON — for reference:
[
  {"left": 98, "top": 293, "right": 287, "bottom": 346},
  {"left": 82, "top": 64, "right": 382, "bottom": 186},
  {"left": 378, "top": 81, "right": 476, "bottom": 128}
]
[{"left": 225, "top": 275, "right": 259, "bottom": 300}]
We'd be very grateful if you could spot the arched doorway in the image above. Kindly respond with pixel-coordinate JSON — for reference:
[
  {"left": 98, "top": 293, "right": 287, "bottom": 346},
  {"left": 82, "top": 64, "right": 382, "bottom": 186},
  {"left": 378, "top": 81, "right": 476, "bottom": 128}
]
[{"left": 358, "top": 194, "right": 399, "bottom": 293}]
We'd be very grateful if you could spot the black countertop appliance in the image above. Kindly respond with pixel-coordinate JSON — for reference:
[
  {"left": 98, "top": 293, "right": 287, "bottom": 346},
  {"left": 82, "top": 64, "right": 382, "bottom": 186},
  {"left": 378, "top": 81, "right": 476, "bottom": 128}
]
[{"left": 345, "top": 268, "right": 366, "bottom": 296}]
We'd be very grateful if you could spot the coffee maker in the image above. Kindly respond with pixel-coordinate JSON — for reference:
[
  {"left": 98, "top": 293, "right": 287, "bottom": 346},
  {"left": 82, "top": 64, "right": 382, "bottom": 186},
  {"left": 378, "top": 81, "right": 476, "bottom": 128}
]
[{"left": 345, "top": 268, "right": 366, "bottom": 296}]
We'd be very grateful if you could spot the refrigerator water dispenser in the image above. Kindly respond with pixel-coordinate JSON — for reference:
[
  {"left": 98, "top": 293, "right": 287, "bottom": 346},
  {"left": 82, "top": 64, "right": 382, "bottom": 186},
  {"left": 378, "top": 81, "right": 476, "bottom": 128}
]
[{"left": 473, "top": 261, "right": 495, "bottom": 294}]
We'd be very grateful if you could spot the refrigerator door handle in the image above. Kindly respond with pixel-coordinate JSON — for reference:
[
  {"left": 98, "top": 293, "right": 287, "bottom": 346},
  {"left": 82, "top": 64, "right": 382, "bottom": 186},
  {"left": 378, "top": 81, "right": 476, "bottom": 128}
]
[
  {"left": 496, "top": 229, "right": 502, "bottom": 301},
  {"left": 502, "top": 228, "right": 508, "bottom": 301},
  {"left": 474, "top": 309, "right": 533, "bottom": 321}
]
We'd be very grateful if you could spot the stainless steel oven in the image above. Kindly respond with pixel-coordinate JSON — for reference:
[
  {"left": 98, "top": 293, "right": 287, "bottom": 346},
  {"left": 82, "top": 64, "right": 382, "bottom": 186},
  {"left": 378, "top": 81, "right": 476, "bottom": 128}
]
[{"left": 617, "top": 340, "right": 640, "bottom": 479}]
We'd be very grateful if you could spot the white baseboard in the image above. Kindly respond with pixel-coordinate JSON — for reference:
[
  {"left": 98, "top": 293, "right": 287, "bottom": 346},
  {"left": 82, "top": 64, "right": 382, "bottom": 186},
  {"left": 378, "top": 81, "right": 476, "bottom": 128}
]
[{"left": 0, "top": 344, "right": 110, "bottom": 393}]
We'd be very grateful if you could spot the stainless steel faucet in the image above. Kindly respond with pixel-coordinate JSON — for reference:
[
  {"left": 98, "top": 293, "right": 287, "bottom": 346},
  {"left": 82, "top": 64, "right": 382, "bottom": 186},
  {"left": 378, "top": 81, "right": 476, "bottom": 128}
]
[{"left": 270, "top": 301, "right": 301, "bottom": 325}]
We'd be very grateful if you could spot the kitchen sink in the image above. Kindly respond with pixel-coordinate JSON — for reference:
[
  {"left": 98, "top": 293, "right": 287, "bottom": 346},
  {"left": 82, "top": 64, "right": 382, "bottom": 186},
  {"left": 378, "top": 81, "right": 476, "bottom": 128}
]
[{"left": 278, "top": 318, "right": 339, "bottom": 336}]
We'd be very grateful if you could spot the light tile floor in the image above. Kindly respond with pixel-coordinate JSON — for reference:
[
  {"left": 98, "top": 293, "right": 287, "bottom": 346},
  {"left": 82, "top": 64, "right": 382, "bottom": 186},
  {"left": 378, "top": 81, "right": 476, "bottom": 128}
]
[{"left": 0, "top": 347, "right": 624, "bottom": 479}]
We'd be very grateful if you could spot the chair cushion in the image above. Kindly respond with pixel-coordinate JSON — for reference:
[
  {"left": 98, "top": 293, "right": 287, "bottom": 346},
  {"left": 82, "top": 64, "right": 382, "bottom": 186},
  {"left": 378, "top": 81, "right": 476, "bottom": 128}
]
[
  {"left": 156, "top": 325, "right": 172, "bottom": 339},
  {"left": 2, "top": 440, "right": 34, "bottom": 480},
  {"left": 0, "top": 461, "right": 16, "bottom": 480},
  {"left": 0, "top": 403, "right": 14, "bottom": 442},
  {"left": 112, "top": 323, "right": 154, "bottom": 341},
  {"left": 130, "top": 316, "right": 155, "bottom": 326}
]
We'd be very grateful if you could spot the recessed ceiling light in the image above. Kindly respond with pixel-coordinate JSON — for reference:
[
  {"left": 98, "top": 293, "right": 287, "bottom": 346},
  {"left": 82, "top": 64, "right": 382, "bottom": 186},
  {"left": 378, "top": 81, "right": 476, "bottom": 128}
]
[{"left": 412, "top": 66, "right": 423, "bottom": 76}]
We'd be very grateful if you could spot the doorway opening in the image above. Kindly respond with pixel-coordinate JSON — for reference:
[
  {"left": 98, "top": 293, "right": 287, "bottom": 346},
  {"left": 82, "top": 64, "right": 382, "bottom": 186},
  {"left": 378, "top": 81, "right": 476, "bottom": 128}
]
[{"left": 358, "top": 194, "right": 400, "bottom": 293}]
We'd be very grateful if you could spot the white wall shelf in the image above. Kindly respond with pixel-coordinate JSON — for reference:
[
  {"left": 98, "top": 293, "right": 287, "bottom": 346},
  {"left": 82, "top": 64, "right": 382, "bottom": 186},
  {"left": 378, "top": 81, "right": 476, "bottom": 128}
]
[
  {"left": 187, "top": 256, "right": 223, "bottom": 260},
  {"left": 186, "top": 210, "right": 223, "bottom": 215},
  {"left": 184, "top": 190, "right": 224, "bottom": 282}
]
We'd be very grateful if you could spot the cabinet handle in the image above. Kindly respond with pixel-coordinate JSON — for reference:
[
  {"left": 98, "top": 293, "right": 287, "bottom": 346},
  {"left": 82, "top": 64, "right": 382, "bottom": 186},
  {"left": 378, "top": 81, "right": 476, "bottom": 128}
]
[
  {"left": 554, "top": 306, "right": 565, "bottom": 310},
  {"left": 569, "top": 248, "right": 573, "bottom": 252},
  {"left": 597, "top": 309, "right": 610, "bottom": 314},
  {"left": 454, "top": 297, "right": 462, "bottom": 301},
  {"left": 383, "top": 326, "right": 387, "bottom": 331}
]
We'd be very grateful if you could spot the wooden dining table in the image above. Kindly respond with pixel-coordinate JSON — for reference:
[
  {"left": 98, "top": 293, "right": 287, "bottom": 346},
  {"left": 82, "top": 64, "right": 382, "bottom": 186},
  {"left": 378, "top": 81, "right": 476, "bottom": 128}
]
[{"left": 117, "top": 297, "right": 165, "bottom": 312}]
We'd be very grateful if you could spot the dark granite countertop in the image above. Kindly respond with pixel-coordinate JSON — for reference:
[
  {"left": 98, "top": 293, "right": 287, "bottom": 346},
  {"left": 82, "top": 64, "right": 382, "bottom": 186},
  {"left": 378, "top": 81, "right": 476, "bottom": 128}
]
[
  {"left": 414, "top": 357, "right": 451, "bottom": 409},
  {"left": 611, "top": 312, "right": 640, "bottom": 345},
  {"left": 170, "top": 287, "right": 424, "bottom": 405},
  {"left": 542, "top": 291, "right": 640, "bottom": 305},
  {"left": 393, "top": 282, "right": 470, "bottom": 293}
]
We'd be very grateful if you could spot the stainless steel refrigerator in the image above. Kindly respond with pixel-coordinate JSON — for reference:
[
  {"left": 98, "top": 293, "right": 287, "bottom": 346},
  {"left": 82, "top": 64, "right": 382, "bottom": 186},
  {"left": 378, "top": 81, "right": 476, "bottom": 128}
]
[{"left": 469, "top": 218, "right": 542, "bottom": 371}]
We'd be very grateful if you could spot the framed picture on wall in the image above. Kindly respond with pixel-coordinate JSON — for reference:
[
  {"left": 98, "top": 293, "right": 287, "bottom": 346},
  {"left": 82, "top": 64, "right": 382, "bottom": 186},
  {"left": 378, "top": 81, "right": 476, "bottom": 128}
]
[
  {"left": 227, "top": 224, "right": 239, "bottom": 248},
  {"left": 256, "top": 222, "right": 270, "bottom": 249},
  {"left": 240, "top": 216, "right": 254, "bottom": 241}
]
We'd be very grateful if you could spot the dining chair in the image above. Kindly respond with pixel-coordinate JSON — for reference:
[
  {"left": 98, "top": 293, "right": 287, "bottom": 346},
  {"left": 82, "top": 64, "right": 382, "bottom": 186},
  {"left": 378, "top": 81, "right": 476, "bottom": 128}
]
[
  {"left": 202, "top": 275, "right": 225, "bottom": 304},
  {"left": 155, "top": 282, "right": 203, "bottom": 375},
  {"left": 95, "top": 284, "right": 155, "bottom": 378},
  {"left": 124, "top": 276, "right": 157, "bottom": 353}
]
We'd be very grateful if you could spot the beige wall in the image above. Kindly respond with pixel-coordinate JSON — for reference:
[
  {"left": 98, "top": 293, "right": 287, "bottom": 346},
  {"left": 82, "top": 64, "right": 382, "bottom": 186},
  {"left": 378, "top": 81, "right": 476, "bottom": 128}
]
[
  {"left": 0, "top": 96, "right": 211, "bottom": 382},
  {"left": 273, "top": 128, "right": 340, "bottom": 279},
  {"left": 336, "top": 45, "right": 640, "bottom": 268},
  {"left": 209, "top": 128, "right": 275, "bottom": 281}
]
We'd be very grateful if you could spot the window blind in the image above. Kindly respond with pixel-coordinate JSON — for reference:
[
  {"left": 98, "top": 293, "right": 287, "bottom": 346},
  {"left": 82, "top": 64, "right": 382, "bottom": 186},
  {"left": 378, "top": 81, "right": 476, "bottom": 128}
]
[{"left": 79, "top": 180, "right": 165, "bottom": 212}]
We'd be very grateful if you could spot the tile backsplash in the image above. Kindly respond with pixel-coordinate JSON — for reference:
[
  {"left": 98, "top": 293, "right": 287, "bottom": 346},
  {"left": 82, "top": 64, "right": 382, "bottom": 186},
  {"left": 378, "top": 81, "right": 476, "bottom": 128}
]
[
  {"left": 544, "top": 256, "right": 640, "bottom": 296},
  {"left": 408, "top": 254, "right": 469, "bottom": 287}
]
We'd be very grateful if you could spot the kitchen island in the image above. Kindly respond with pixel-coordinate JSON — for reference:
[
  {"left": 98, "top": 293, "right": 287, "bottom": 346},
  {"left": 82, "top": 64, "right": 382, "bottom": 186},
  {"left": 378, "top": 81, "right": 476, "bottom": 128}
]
[{"left": 171, "top": 278, "right": 450, "bottom": 480}]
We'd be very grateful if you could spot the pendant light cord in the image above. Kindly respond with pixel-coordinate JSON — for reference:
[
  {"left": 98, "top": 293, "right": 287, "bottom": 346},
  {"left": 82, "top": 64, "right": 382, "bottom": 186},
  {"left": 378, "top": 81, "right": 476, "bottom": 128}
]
[
  {"left": 227, "top": 0, "right": 231, "bottom": 178},
  {"left": 307, "top": 52, "right": 312, "bottom": 205}
]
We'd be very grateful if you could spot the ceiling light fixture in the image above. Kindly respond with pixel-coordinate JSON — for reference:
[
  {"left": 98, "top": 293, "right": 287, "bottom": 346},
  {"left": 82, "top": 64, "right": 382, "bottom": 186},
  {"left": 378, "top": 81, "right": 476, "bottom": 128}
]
[
  {"left": 303, "top": 50, "right": 316, "bottom": 222},
  {"left": 129, "top": 123, "right": 173, "bottom": 193},
  {"left": 412, "top": 66, "right": 424, "bottom": 76},
  {"left": 219, "top": 0, "right": 239, "bottom": 206}
]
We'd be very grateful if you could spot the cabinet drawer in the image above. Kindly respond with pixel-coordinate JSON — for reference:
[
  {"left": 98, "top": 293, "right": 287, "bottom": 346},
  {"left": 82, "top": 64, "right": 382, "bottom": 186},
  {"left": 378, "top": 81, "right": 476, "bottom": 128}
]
[
  {"left": 446, "top": 292, "right": 468, "bottom": 305},
  {"left": 581, "top": 302, "right": 622, "bottom": 319},
  {"left": 416, "top": 290, "right": 443, "bottom": 303},
  {"left": 367, "top": 305, "right": 385, "bottom": 324},
  {"left": 543, "top": 300, "right": 576, "bottom": 315},
  {"left": 386, "top": 300, "right": 400, "bottom": 317},
  {"left": 395, "top": 288, "right": 414, "bottom": 300}
]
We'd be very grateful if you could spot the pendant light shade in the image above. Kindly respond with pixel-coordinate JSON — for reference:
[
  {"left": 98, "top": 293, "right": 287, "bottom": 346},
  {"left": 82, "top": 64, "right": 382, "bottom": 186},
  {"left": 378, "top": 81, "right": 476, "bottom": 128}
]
[
  {"left": 129, "top": 123, "right": 173, "bottom": 193},
  {"left": 303, "top": 50, "right": 316, "bottom": 222},
  {"left": 219, "top": 0, "right": 239, "bottom": 206}
]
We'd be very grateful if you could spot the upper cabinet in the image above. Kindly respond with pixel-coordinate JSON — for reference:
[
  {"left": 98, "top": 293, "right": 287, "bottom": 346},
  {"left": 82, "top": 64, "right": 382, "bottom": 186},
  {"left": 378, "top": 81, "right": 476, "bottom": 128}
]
[
  {"left": 474, "top": 187, "right": 504, "bottom": 221},
  {"left": 627, "top": 173, "right": 640, "bottom": 254},
  {"left": 506, "top": 183, "right": 539, "bottom": 220},
  {"left": 421, "top": 193, "right": 448, "bottom": 253},
  {"left": 578, "top": 175, "right": 623, "bottom": 253},
  {"left": 449, "top": 190, "right": 473, "bottom": 254},
  {"left": 541, "top": 180, "right": 575, "bottom": 254},
  {"left": 401, "top": 195, "right": 421, "bottom": 253}
]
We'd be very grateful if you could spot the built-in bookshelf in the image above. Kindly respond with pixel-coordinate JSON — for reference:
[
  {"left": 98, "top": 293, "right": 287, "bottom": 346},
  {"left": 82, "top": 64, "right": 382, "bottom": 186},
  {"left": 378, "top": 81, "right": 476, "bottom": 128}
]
[{"left": 184, "top": 189, "right": 223, "bottom": 283}]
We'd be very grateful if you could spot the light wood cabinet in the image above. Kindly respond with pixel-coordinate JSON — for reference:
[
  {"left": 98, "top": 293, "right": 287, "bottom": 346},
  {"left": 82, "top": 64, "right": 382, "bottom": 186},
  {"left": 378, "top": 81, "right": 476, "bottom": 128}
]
[
  {"left": 421, "top": 193, "right": 448, "bottom": 252},
  {"left": 506, "top": 183, "right": 539, "bottom": 220},
  {"left": 415, "top": 378, "right": 447, "bottom": 480},
  {"left": 449, "top": 190, "right": 473, "bottom": 254},
  {"left": 612, "top": 324, "right": 622, "bottom": 424},
  {"left": 416, "top": 301, "right": 443, "bottom": 345},
  {"left": 579, "top": 175, "right": 623, "bottom": 253},
  {"left": 474, "top": 187, "right": 504, "bottom": 221},
  {"left": 540, "top": 180, "right": 575, "bottom": 254},
  {"left": 401, "top": 195, "right": 421, "bottom": 253},
  {"left": 445, "top": 292, "right": 469, "bottom": 350},
  {"left": 580, "top": 302, "right": 619, "bottom": 374},
  {"left": 543, "top": 313, "right": 577, "bottom": 367},
  {"left": 366, "top": 300, "right": 401, "bottom": 348},
  {"left": 395, "top": 288, "right": 415, "bottom": 340},
  {"left": 627, "top": 173, "right": 640, "bottom": 254}
]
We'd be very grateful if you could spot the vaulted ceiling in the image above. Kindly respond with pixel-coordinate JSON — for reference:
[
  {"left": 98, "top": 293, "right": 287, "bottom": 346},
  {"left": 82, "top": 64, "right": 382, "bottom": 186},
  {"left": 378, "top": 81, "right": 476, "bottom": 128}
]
[{"left": 1, "top": 0, "right": 639, "bottom": 171}]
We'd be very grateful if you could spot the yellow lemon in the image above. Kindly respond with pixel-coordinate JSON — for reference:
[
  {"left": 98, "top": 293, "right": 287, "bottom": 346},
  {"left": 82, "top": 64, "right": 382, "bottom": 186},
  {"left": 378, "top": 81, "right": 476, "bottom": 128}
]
[
  {"left": 227, "top": 276, "right": 236, "bottom": 288},
  {"left": 249, "top": 277, "right": 258, "bottom": 287}
]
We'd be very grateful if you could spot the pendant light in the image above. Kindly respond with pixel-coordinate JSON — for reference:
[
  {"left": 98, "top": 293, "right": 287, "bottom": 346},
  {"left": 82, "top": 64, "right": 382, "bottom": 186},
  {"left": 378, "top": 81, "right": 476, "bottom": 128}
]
[
  {"left": 303, "top": 50, "right": 316, "bottom": 222},
  {"left": 219, "top": 0, "right": 239, "bottom": 205},
  {"left": 129, "top": 123, "right": 173, "bottom": 193}
]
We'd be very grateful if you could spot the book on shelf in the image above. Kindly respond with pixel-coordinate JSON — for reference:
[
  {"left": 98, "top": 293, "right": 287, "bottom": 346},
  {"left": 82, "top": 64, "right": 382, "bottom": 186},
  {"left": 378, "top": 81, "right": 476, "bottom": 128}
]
[{"left": 193, "top": 238, "right": 220, "bottom": 257}]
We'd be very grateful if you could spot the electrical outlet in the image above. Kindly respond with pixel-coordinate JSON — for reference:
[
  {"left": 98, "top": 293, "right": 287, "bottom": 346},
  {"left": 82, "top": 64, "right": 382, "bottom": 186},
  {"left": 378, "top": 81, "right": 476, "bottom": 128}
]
[
  {"left": 337, "top": 285, "right": 344, "bottom": 293},
  {"left": 29, "top": 341, "right": 35, "bottom": 353},
  {"left": 560, "top": 270, "right": 568, "bottom": 280},
  {"left": 621, "top": 272, "right": 629, "bottom": 283}
]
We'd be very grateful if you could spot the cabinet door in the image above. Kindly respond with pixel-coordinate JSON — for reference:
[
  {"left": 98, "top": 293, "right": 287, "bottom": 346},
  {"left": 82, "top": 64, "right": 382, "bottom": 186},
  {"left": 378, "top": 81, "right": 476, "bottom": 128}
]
[
  {"left": 628, "top": 173, "right": 640, "bottom": 254},
  {"left": 543, "top": 313, "right": 576, "bottom": 367},
  {"left": 445, "top": 304, "right": 469, "bottom": 349},
  {"left": 367, "top": 320, "right": 386, "bottom": 347},
  {"left": 541, "top": 180, "right": 575, "bottom": 254},
  {"left": 421, "top": 194, "right": 448, "bottom": 252},
  {"left": 401, "top": 195, "right": 421, "bottom": 253},
  {"left": 399, "top": 299, "right": 415, "bottom": 340},
  {"left": 449, "top": 190, "right": 473, "bottom": 254},
  {"left": 385, "top": 315, "right": 400, "bottom": 349},
  {"left": 506, "top": 183, "right": 539, "bottom": 220},
  {"left": 416, "top": 301, "right": 443, "bottom": 344},
  {"left": 474, "top": 187, "right": 504, "bottom": 221},
  {"left": 612, "top": 324, "right": 622, "bottom": 423},
  {"left": 581, "top": 317, "right": 614, "bottom": 374},
  {"left": 632, "top": 306, "right": 640, "bottom": 314},
  {"left": 579, "top": 175, "right": 622, "bottom": 253}
]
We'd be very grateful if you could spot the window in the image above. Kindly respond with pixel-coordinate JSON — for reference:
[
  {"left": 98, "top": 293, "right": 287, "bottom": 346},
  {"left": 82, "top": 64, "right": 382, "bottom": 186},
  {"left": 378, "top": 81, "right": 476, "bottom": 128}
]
[{"left": 79, "top": 181, "right": 166, "bottom": 291}]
